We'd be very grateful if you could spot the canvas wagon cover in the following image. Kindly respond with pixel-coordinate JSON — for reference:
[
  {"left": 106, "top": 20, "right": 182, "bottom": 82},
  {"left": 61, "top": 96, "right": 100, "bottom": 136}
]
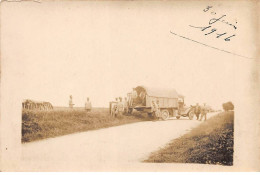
[{"left": 137, "top": 86, "right": 183, "bottom": 99}]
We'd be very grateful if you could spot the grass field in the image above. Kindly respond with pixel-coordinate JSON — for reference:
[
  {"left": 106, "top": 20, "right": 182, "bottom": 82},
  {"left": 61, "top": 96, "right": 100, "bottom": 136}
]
[
  {"left": 145, "top": 111, "right": 234, "bottom": 166},
  {"left": 22, "top": 108, "right": 148, "bottom": 143}
]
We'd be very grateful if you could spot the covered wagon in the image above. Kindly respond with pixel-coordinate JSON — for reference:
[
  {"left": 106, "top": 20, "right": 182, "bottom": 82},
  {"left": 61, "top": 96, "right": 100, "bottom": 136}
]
[{"left": 127, "top": 86, "right": 194, "bottom": 120}]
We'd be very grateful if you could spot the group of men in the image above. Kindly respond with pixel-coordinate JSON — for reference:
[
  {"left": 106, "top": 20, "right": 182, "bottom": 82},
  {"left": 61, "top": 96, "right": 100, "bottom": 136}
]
[
  {"left": 194, "top": 103, "right": 208, "bottom": 121},
  {"left": 110, "top": 96, "right": 161, "bottom": 119},
  {"left": 110, "top": 97, "right": 129, "bottom": 117},
  {"left": 69, "top": 95, "right": 92, "bottom": 112}
]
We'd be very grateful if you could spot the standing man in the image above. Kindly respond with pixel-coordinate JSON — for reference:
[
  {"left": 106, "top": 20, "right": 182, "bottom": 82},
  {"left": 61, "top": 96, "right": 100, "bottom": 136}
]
[
  {"left": 130, "top": 88, "right": 138, "bottom": 106},
  {"left": 156, "top": 99, "right": 161, "bottom": 119},
  {"left": 194, "top": 103, "right": 201, "bottom": 120},
  {"left": 117, "top": 97, "right": 124, "bottom": 117},
  {"left": 69, "top": 95, "right": 74, "bottom": 109},
  {"left": 85, "top": 97, "right": 92, "bottom": 112},
  {"left": 139, "top": 91, "right": 146, "bottom": 105},
  {"left": 124, "top": 97, "right": 129, "bottom": 114},
  {"left": 111, "top": 98, "right": 118, "bottom": 117},
  {"left": 151, "top": 99, "right": 160, "bottom": 120},
  {"left": 200, "top": 103, "right": 208, "bottom": 121}
]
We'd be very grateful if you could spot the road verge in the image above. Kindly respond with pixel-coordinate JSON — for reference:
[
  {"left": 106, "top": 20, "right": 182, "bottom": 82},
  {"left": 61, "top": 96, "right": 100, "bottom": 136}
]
[{"left": 144, "top": 111, "right": 234, "bottom": 166}]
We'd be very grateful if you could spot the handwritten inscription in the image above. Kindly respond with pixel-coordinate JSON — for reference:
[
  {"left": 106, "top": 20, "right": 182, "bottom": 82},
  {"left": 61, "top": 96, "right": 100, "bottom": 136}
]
[{"left": 189, "top": 6, "right": 237, "bottom": 42}]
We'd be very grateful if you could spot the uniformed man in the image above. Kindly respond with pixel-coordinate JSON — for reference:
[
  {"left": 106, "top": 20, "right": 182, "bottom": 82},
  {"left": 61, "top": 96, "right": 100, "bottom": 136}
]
[
  {"left": 139, "top": 91, "right": 146, "bottom": 105},
  {"left": 124, "top": 97, "right": 129, "bottom": 114},
  {"left": 156, "top": 100, "right": 161, "bottom": 119},
  {"left": 85, "top": 97, "right": 92, "bottom": 112},
  {"left": 117, "top": 97, "right": 124, "bottom": 117},
  {"left": 130, "top": 88, "right": 138, "bottom": 106},
  {"left": 151, "top": 99, "right": 160, "bottom": 120},
  {"left": 194, "top": 103, "right": 201, "bottom": 120},
  {"left": 111, "top": 98, "right": 119, "bottom": 117},
  {"left": 200, "top": 103, "right": 208, "bottom": 121},
  {"left": 69, "top": 95, "right": 74, "bottom": 109}
]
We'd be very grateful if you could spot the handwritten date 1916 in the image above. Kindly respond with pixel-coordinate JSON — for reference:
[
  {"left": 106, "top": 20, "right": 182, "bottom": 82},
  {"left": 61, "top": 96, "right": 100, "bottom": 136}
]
[
  {"left": 189, "top": 6, "right": 236, "bottom": 42},
  {"left": 189, "top": 24, "right": 235, "bottom": 41}
]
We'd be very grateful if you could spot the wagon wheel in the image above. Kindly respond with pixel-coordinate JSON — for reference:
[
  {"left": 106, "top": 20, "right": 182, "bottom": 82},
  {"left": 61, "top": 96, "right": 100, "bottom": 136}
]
[
  {"left": 161, "top": 110, "right": 169, "bottom": 120},
  {"left": 147, "top": 113, "right": 153, "bottom": 118},
  {"left": 188, "top": 110, "right": 195, "bottom": 120}
]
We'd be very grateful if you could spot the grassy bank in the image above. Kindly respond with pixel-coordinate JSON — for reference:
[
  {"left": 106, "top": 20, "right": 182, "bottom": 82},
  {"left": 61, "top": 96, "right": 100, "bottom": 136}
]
[
  {"left": 22, "top": 108, "right": 147, "bottom": 143},
  {"left": 145, "top": 111, "right": 234, "bottom": 166}
]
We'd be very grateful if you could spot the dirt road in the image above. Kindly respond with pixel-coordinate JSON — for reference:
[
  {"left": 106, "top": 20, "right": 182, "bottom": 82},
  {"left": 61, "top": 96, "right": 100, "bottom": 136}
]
[{"left": 20, "top": 113, "right": 218, "bottom": 171}]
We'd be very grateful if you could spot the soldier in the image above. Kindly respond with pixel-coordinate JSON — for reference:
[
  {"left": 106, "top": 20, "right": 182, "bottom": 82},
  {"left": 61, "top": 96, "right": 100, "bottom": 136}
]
[
  {"left": 130, "top": 88, "right": 138, "bottom": 106},
  {"left": 200, "top": 103, "right": 208, "bottom": 121},
  {"left": 117, "top": 97, "right": 124, "bottom": 117},
  {"left": 85, "top": 97, "right": 92, "bottom": 112},
  {"left": 194, "top": 103, "right": 201, "bottom": 120},
  {"left": 139, "top": 91, "right": 146, "bottom": 105},
  {"left": 69, "top": 95, "right": 74, "bottom": 109},
  {"left": 124, "top": 97, "right": 129, "bottom": 114},
  {"left": 151, "top": 99, "right": 160, "bottom": 120},
  {"left": 156, "top": 100, "right": 161, "bottom": 119},
  {"left": 111, "top": 98, "right": 118, "bottom": 117}
]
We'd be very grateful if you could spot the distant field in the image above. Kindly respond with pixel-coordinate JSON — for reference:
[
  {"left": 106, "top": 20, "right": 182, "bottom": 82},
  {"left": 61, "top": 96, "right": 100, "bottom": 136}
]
[
  {"left": 53, "top": 106, "right": 95, "bottom": 110},
  {"left": 53, "top": 106, "right": 84, "bottom": 110},
  {"left": 145, "top": 111, "right": 234, "bottom": 166},
  {"left": 22, "top": 108, "right": 148, "bottom": 143}
]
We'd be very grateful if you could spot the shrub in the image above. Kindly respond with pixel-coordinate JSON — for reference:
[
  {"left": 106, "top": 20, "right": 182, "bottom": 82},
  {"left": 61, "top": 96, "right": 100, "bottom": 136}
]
[{"left": 222, "top": 101, "right": 234, "bottom": 111}]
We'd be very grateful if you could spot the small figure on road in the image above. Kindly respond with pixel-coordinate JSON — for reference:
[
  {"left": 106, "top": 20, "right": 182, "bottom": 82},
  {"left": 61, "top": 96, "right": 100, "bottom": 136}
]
[
  {"left": 194, "top": 103, "right": 201, "bottom": 120},
  {"left": 85, "top": 97, "right": 92, "bottom": 112},
  {"left": 69, "top": 95, "right": 74, "bottom": 109},
  {"left": 200, "top": 103, "right": 208, "bottom": 121}
]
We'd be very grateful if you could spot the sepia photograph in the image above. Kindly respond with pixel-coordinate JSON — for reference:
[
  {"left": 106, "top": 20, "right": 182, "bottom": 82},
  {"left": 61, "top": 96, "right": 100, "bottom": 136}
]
[{"left": 0, "top": 0, "right": 259, "bottom": 172}]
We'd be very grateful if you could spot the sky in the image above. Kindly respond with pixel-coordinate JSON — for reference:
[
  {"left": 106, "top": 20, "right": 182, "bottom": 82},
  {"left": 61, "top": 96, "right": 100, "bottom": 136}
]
[{"left": 1, "top": 1, "right": 255, "bottom": 109}]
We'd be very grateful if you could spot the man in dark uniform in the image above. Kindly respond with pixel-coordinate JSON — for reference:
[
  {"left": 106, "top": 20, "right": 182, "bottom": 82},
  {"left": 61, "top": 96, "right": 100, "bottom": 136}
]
[
  {"left": 194, "top": 103, "right": 201, "bottom": 120},
  {"left": 124, "top": 97, "right": 128, "bottom": 114},
  {"left": 200, "top": 103, "right": 208, "bottom": 121}
]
